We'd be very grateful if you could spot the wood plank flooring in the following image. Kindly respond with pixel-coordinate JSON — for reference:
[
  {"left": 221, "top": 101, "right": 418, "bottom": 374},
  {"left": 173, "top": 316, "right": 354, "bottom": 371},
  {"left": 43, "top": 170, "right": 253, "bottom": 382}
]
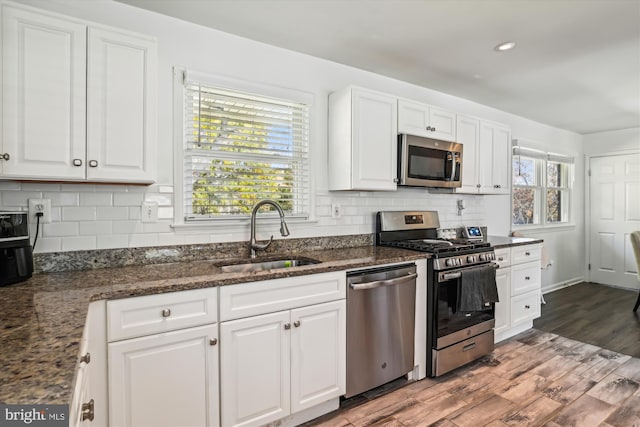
[
  {"left": 534, "top": 282, "right": 640, "bottom": 358},
  {"left": 303, "top": 282, "right": 640, "bottom": 427}
]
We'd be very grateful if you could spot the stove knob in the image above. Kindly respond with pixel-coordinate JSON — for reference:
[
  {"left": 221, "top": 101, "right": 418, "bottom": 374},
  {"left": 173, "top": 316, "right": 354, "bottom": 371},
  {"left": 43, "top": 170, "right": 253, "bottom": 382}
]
[
  {"left": 467, "top": 255, "right": 475, "bottom": 263},
  {"left": 445, "top": 259, "right": 454, "bottom": 267},
  {"left": 479, "top": 254, "right": 486, "bottom": 261}
]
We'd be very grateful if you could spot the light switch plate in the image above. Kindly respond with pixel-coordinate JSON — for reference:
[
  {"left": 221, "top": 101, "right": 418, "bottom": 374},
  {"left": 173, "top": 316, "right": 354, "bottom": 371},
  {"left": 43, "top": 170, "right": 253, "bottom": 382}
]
[{"left": 141, "top": 201, "right": 158, "bottom": 223}]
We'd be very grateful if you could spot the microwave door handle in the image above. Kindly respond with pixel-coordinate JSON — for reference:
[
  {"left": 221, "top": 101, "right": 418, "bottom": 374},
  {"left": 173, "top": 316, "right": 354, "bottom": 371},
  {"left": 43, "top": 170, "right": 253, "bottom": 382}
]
[{"left": 449, "top": 152, "right": 457, "bottom": 181}]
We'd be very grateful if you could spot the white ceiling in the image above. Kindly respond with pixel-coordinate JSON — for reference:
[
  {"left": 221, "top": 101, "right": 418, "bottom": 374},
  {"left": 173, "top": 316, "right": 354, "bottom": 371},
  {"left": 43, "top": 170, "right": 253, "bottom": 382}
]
[{"left": 117, "top": 0, "right": 640, "bottom": 135}]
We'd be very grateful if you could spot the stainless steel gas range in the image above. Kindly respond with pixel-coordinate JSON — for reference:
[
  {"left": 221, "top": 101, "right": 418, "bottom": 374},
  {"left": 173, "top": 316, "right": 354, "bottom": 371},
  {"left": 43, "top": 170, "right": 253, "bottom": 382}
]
[{"left": 376, "top": 210, "right": 499, "bottom": 377}]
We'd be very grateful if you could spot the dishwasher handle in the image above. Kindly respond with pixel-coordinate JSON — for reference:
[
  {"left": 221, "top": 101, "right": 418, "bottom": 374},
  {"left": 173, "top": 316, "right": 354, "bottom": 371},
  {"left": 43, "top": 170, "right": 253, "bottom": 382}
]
[{"left": 350, "top": 273, "right": 417, "bottom": 291}]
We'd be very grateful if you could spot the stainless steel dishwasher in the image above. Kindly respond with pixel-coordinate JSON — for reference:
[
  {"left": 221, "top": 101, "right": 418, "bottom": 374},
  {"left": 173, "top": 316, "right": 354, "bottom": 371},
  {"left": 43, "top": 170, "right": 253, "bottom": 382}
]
[{"left": 346, "top": 263, "right": 417, "bottom": 397}]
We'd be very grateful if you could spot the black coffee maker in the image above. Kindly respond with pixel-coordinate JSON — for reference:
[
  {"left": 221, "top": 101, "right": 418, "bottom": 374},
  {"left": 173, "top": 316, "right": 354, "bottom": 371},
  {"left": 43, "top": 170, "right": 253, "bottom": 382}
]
[{"left": 0, "top": 212, "right": 34, "bottom": 286}]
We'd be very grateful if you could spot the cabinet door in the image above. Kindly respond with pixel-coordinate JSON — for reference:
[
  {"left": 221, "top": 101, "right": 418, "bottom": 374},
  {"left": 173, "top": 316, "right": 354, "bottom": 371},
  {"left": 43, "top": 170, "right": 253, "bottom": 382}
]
[
  {"left": 455, "top": 115, "right": 480, "bottom": 193},
  {"left": 108, "top": 324, "right": 219, "bottom": 427},
  {"left": 351, "top": 89, "right": 397, "bottom": 190},
  {"left": 290, "top": 300, "right": 346, "bottom": 413},
  {"left": 494, "top": 268, "right": 511, "bottom": 339},
  {"left": 428, "top": 106, "right": 456, "bottom": 142},
  {"left": 86, "top": 28, "right": 156, "bottom": 183},
  {"left": 397, "top": 99, "right": 429, "bottom": 137},
  {"left": 478, "top": 122, "right": 511, "bottom": 194},
  {"left": 220, "top": 311, "right": 290, "bottom": 427},
  {"left": 511, "top": 290, "right": 541, "bottom": 325},
  {"left": 1, "top": 6, "right": 86, "bottom": 179},
  {"left": 511, "top": 261, "right": 541, "bottom": 296}
]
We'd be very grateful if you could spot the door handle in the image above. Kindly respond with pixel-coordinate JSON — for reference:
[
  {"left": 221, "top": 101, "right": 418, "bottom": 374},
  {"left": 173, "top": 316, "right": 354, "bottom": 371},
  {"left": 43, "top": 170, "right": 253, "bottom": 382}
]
[{"left": 350, "top": 273, "right": 417, "bottom": 290}]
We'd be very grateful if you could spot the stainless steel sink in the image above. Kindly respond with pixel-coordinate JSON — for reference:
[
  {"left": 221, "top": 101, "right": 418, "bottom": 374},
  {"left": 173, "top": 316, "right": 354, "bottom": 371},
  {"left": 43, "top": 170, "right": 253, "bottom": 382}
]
[{"left": 217, "top": 257, "right": 321, "bottom": 273}]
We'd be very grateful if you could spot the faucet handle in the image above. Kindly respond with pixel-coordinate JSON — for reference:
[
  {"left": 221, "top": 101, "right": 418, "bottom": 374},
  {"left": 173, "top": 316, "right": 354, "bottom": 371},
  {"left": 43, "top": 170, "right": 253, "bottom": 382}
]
[{"left": 252, "top": 235, "right": 274, "bottom": 252}]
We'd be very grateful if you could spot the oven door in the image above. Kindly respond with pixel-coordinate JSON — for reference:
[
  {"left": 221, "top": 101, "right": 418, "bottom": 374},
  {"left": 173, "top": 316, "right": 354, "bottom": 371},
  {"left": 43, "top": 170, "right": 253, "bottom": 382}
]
[
  {"left": 398, "top": 134, "right": 462, "bottom": 188},
  {"left": 434, "top": 266, "right": 495, "bottom": 349}
]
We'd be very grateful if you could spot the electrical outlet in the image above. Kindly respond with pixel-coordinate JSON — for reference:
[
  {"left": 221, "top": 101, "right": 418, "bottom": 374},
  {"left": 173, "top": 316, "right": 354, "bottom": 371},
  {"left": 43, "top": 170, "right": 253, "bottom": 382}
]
[
  {"left": 141, "top": 201, "right": 158, "bottom": 223},
  {"left": 28, "top": 199, "right": 52, "bottom": 224},
  {"left": 331, "top": 203, "right": 341, "bottom": 219}
]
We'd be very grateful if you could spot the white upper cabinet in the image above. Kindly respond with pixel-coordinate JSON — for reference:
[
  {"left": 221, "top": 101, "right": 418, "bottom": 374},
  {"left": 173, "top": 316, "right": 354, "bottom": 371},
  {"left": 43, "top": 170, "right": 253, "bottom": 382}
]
[
  {"left": 86, "top": 28, "right": 156, "bottom": 182},
  {"left": 1, "top": 6, "right": 87, "bottom": 180},
  {"left": 328, "top": 86, "right": 398, "bottom": 191},
  {"left": 456, "top": 115, "right": 511, "bottom": 195},
  {"left": 397, "top": 99, "right": 456, "bottom": 142},
  {"left": 1, "top": 5, "right": 157, "bottom": 183}
]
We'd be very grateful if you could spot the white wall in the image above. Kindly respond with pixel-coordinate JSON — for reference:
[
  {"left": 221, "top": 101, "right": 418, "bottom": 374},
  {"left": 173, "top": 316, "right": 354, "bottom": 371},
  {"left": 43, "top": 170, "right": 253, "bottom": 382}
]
[
  {"left": 1, "top": 0, "right": 586, "bottom": 288},
  {"left": 583, "top": 127, "right": 640, "bottom": 155}
]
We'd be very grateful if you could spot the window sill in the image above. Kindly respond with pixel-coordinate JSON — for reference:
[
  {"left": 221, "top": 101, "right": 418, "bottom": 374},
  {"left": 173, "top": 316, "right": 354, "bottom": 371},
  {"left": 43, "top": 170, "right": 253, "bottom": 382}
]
[
  {"left": 171, "top": 216, "right": 318, "bottom": 232},
  {"left": 511, "top": 223, "right": 576, "bottom": 234}
]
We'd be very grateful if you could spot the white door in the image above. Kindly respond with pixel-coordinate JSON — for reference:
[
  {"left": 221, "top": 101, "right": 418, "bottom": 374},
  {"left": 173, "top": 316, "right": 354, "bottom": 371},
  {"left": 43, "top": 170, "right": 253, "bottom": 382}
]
[
  {"left": 220, "top": 311, "right": 290, "bottom": 427},
  {"left": 108, "top": 324, "right": 219, "bottom": 427},
  {"left": 455, "top": 115, "right": 480, "bottom": 194},
  {"left": 478, "top": 122, "right": 511, "bottom": 194},
  {"left": 589, "top": 153, "right": 640, "bottom": 289},
  {"left": 494, "top": 268, "right": 511, "bottom": 339},
  {"left": 290, "top": 300, "right": 345, "bottom": 413},
  {"left": 1, "top": 6, "right": 86, "bottom": 179},
  {"left": 351, "top": 89, "right": 397, "bottom": 190},
  {"left": 86, "top": 28, "right": 156, "bottom": 183},
  {"left": 428, "top": 106, "right": 456, "bottom": 142},
  {"left": 397, "top": 99, "right": 429, "bottom": 137}
]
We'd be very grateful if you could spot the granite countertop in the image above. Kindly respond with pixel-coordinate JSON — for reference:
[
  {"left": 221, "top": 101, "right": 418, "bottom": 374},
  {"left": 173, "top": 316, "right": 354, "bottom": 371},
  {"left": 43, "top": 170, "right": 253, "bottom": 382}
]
[
  {"left": 0, "top": 245, "right": 426, "bottom": 405},
  {"left": 486, "top": 235, "right": 544, "bottom": 249}
]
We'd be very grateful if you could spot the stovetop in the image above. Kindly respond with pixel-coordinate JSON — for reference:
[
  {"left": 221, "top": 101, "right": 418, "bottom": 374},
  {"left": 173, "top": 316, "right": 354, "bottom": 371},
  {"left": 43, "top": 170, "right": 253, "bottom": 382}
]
[{"left": 381, "top": 239, "right": 490, "bottom": 257}]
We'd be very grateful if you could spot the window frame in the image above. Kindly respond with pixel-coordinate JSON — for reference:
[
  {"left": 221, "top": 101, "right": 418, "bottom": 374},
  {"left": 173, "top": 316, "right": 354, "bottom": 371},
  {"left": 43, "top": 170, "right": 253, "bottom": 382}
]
[
  {"left": 511, "top": 143, "right": 574, "bottom": 230},
  {"left": 172, "top": 68, "right": 316, "bottom": 228}
]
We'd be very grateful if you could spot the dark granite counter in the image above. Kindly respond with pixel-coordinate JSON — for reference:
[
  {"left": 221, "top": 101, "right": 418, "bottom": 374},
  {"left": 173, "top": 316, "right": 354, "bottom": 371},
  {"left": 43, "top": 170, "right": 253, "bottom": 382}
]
[
  {"left": 486, "top": 235, "right": 543, "bottom": 249},
  {"left": 0, "top": 245, "right": 426, "bottom": 405}
]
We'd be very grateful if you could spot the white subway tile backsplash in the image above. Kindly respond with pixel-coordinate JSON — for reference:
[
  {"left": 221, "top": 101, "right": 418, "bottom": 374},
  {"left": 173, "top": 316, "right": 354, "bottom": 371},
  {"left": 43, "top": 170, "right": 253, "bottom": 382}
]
[
  {"left": 33, "top": 237, "right": 61, "bottom": 253},
  {"left": 60, "top": 184, "right": 96, "bottom": 192},
  {"left": 158, "top": 185, "right": 174, "bottom": 193},
  {"left": 62, "top": 236, "right": 97, "bottom": 251},
  {"left": 0, "top": 182, "right": 21, "bottom": 190},
  {"left": 97, "top": 234, "right": 129, "bottom": 249},
  {"left": 158, "top": 207, "right": 174, "bottom": 219},
  {"left": 80, "top": 192, "right": 113, "bottom": 206},
  {"left": 45, "top": 192, "right": 79, "bottom": 207},
  {"left": 22, "top": 183, "right": 61, "bottom": 192},
  {"left": 142, "top": 221, "right": 172, "bottom": 233},
  {"left": 128, "top": 207, "right": 142, "bottom": 220},
  {"left": 114, "top": 192, "right": 144, "bottom": 206},
  {"left": 112, "top": 220, "right": 143, "bottom": 234},
  {"left": 43, "top": 222, "right": 78, "bottom": 237},
  {"left": 79, "top": 221, "right": 112, "bottom": 235},
  {"left": 128, "top": 233, "right": 158, "bottom": 247},
  {"left": 94, "top": 185, "right": 127, "bottom": 192},
  {"left": 157, "top": 232, "right": 211, "bottom": 246},
  {"left": 96, "top": 207, "right": 129, "bottom": 220},
  {"left": 62, "top": 207, "right": 97, "bottom": 221},
  {"left": 3, "top": 191, "right": 42, "bottom": 207},
  {"left": 144, "top": 194, "right": 172, "bottom": 206}
]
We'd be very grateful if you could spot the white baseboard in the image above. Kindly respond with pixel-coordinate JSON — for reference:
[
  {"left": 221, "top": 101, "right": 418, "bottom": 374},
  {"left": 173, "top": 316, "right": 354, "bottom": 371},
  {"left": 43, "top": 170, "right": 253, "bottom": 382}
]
[{"left": 542, "top": 276, "right": 584, "bottom": 295}]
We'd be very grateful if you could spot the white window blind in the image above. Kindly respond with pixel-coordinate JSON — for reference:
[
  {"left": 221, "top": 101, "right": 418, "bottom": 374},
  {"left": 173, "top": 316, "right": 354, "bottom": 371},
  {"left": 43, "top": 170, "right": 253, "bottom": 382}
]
[{"left": 183, "top": 81, "right": 310, "bottom": 220}]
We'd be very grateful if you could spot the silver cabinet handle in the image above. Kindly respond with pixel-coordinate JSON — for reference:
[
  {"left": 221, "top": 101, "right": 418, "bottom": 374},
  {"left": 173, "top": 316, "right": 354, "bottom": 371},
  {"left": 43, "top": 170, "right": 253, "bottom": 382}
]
[
  {"left": 89, "top": 160, "right": 98, "bottom": 167},
  {"left": 209, "top": 338, "right": 218, "bottom": 346},
  {"left": 161, "top": 308, "right": 171, "bottom": 317},
  {"left": 476, "top": 183, "right": 481, "bottom": 188},
  {"left": 284, "top": 323, "right": 291, "bottom": 330},
  {"left": 293, "top": 320, "right": 301, "bottom": 328},
  {"left": 525, "top": 305, "right": 531, "bottom": 309},
  {"left": 525, "top": 251, "right": 531, "bottom": 256},
  {"left": 80, "top": 352, "right": 91, "bottom": 364},
  {"left": 525, "top": 276, "right": 531, "bottom": 280},
  {"left": 350, "top": 272, "right": 418, "bottom": 290},
  {"left": 73, "top": 159, "right": 83, "bottom": 166},
  {"left": 426, "top": 126, "right": 432, "bottom": 131},
  {"left": 82, "top": 399, "right": 94, "bottom": 422},
  {"left": 432, "top": 127, "right": 436, "bottom": 131},
  {"left": 0, "top": 153, "right": 10, "bottom": 161}
]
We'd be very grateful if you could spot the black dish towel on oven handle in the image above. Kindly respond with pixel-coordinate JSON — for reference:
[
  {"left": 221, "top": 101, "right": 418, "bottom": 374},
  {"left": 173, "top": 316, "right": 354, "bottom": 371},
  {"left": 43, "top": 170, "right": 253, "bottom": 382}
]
[{"left": 457, "top": 264, "right": 499, "bottom": 312}]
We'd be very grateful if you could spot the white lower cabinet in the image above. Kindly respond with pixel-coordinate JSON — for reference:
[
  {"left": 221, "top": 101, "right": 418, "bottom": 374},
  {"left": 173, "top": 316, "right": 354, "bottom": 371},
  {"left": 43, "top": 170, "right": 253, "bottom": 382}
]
[
  {"left": 108, "top": 324, "right": 219, "bottom": 427},
  {"left": 494, "top": 243, "right": 542, "bottom": 343},
  {"left": 220, "top": 300, "right": 346, "bottom": 427}
]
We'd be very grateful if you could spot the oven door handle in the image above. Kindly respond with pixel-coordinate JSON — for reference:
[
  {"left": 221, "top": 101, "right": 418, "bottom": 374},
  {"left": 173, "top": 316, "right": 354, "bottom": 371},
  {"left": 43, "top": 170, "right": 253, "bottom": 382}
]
[
  {"left": 350, "top": 273, "right": 418, "bottom": 290},
  {"left": 438, "top": 263, "right": 499, "bottom": 282}
]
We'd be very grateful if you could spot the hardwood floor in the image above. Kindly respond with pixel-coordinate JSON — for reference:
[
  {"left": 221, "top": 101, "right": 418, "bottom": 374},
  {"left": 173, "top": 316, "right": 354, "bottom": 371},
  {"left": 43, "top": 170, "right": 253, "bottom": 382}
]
[
  {"left": 305, "top": 329, "right": 640, "bottom": 427},
  {"left": 534, "top": 282, "right": 640, "bottom": 358},
  {"left": 303, "top": 282, "right": 640, "bottom": 426}
]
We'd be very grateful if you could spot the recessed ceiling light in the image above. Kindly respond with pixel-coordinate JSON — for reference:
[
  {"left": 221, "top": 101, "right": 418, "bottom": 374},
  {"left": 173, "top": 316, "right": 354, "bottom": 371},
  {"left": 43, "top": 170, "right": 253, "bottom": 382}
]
[{"left": 494, "top": 41, "right": 516, "bottom": 52}]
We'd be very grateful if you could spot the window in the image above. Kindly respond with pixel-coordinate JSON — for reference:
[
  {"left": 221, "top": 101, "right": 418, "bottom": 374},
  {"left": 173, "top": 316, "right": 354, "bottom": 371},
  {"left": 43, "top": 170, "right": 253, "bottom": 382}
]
[
  {"left": 181, "top": 77, "right": 310, "bottom": 221},
  {"left": 512, "top": 144, "right": 573, "bottom": 227}
]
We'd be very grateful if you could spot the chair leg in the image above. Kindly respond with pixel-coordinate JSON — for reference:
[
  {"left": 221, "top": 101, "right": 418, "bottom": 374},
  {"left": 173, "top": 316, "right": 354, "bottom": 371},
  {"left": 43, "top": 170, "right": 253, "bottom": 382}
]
[{"left": 634, "top": 292, "right": 640, "bottom": 312}]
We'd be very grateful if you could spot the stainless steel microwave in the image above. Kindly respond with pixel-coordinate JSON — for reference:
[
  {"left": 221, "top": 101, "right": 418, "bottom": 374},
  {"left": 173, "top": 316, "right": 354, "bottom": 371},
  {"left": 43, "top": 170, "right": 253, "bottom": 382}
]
[{"left": 397, "top": 134, "right": 463, "bottom": 188}]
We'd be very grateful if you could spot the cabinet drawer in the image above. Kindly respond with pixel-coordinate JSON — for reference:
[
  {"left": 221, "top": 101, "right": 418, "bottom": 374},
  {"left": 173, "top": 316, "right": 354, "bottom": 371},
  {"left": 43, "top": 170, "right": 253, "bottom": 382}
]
[
  {"left": 494, "top": 248, "right": 511, "bottom": 268},
  {"left": 511, "top": 244, "right": 541, "bottom": 264},
  {"left": 107, "top": 288, "right": 217, "bottom": 342},
  {"left": 220, "top": 271, "right": 346, "bottom": 321},
  {"left": 511, "top": 291, "right": 541, "bottom": 325},
  {"left": 511, "top": 261, "right": 541, "bottom": 296}
]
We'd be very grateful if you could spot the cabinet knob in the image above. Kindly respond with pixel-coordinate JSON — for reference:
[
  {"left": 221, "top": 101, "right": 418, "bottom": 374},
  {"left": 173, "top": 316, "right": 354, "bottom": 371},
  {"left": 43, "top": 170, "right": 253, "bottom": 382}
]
[
  {"left": 0, "top": 153, "right": 10, "bottom": 161},
  {"left": 498, "top": 257, "right": 504, "bottom": 261},
  {"left": 431, "top": 127, "right": 436, "bottom": 131},
  {"left": 284, "top": 323, "right": 291, "bottom": 330},
  {"left": 525, "top": 305, "right": 531, "bottom": 309},
  {"left": 82, "top": 399, "right": 95, "bottom": 422},
  {"left": 393, "top": 178, "right": 399, "bottom": 183},
  {"left": 525, "top": 252, "right": 531, "bottom": 256},
  {"left": 161, "top": 308, "right": 171, "bottom": 317},
  {"left": 89, "top": 160, "right": 98, "bottom": 167},
  {"left": 73, "top": 158, "right": 83, "bottom": 167},
  {"left": 209, "top": 338, "right": 218, "bottom": 346},
  {"left": 80, "top": 352, "right": 91, "bottom": 364},
  {"left": 293, "top": 320, "right": 301, "bottom": 328},
  {"left": 525, "top": 276, "right": 531, "bottom": 280},
  {"left": 476, "top": 184, "right": 481, "bottom": 188},
  {"left": 426, "top": 126, "right": 432, "bottom": 131}
]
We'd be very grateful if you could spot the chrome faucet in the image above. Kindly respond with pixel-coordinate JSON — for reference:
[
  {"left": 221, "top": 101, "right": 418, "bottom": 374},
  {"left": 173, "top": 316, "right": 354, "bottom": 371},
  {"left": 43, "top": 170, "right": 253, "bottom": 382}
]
[{"left": 250, "top": 199, "right": 290, "bottom": 258}]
